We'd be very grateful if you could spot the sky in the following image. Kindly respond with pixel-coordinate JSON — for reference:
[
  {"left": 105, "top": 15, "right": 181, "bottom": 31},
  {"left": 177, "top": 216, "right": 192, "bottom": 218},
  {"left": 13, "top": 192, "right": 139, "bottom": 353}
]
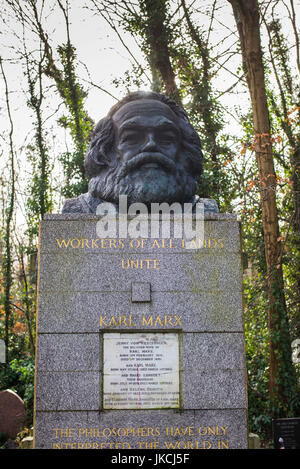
[
  {"left": 0, "top": 2, "right": 142, "bottom": 145},
  {"left": 0, "top": 0, "right": 298, "bottom": 227},
  {"left": 0, "top": 1, "right": 147, "bottom": 223},
  {"left": 0, "top": 1, "right": 243, "bottom": 146}
]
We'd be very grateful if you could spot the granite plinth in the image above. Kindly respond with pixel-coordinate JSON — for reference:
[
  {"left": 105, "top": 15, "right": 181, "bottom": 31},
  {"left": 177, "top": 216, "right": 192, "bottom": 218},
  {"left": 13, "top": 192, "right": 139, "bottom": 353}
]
[
  {"left": 34, "top": 409, "right": 248, "bottom": 449},
  {"left": 34, "top": 214, "right": 248, "bottom": 449}
]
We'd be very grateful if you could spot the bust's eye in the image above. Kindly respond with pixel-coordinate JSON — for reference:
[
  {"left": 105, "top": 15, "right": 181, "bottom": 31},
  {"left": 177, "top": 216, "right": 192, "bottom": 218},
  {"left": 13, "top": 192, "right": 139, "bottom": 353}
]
[
  {"left": 120, "top": 131, "right": 141, "bottom": 144},
  {"left": 158, "top": 133, "right": 176, "bottom": 144}
]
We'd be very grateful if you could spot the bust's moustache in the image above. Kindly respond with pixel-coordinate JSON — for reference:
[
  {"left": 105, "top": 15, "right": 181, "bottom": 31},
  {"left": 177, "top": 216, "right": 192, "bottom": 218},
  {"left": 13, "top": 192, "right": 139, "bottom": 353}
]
[
  {"left": 89, "top": 149, "right": 196, "bottom": 205},
  {"left": 121, "top": 152, "right": 177, "bottom": 177}
]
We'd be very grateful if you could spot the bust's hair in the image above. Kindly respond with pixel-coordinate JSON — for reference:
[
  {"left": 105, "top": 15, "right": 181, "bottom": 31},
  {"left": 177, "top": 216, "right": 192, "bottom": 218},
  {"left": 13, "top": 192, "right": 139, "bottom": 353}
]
[{"left": 84, "top": 91, "right": 203, "bottom": 179}]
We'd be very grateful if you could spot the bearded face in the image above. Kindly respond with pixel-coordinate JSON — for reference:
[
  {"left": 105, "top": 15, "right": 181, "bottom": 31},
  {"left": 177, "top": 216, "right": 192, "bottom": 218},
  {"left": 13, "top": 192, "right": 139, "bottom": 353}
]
[{"left": 88, "top": 99, "right": 199, "bottom": 206}]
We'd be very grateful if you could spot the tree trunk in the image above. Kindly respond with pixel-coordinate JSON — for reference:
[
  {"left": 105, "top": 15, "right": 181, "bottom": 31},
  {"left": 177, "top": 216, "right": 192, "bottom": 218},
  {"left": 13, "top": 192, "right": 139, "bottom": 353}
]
[
  {"left": 265, "top": 17, "right": 300, "bottom": 338},
  {"left": 227, "top": 0, "right": 296, "bottom": 408},
  {"left": 0, "top": 57, "right": 15, "bottom": 364},
  {"left": 181, "top": 0, "right": 221, "bottom": 200},
  {"left": 142, "top": 0, "right": 182, "bottom": 105}
]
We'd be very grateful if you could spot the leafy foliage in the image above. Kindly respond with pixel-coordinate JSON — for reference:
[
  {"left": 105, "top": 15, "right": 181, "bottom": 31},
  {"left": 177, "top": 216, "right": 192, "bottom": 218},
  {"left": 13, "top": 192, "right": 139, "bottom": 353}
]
[
  {"left": 0, "top": 0, "right": 299, "bottom": 447},
  {"left": 55, "top": 43, "right": 93, "bottom": 198}
]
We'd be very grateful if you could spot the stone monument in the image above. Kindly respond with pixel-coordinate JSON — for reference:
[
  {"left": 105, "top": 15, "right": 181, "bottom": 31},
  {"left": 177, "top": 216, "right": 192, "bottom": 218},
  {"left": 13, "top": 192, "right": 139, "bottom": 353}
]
[
  {"left": 33, "top": 91, "right": 248, "bottom": 449},
  {"left": 0, "top": 390, "right": 26, "bottom": 440}
]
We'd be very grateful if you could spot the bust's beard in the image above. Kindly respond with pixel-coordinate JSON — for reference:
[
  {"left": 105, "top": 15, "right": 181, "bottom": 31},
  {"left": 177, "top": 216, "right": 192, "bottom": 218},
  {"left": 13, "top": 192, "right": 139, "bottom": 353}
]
[{"left": 88, "top": 160, "right": 197, "bottom": 206}]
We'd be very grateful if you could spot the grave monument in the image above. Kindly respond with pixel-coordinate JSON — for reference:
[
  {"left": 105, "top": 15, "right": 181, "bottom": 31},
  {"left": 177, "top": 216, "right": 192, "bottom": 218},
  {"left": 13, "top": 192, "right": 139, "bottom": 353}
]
[{"left": 33, "top": 91, "right": 248, "bottom": 449}]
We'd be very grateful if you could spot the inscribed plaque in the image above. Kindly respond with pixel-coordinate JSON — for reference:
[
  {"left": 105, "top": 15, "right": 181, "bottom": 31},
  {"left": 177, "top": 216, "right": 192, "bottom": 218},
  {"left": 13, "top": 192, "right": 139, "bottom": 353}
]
[{"left": 103, "top": 332, "right": 180, "bottom": 409}]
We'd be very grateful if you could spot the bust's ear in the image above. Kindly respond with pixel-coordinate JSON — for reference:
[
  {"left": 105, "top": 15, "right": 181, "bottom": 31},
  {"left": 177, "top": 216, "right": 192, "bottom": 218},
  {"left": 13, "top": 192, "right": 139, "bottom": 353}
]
[{"left": 84, "top": 117, "right": 115, "bottom": 177}]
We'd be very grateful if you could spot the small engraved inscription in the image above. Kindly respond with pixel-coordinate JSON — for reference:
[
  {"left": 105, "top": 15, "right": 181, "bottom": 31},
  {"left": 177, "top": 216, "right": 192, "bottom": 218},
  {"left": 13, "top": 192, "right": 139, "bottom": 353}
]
[{"left": 103, "top": 332, "right": 180, "bottom": 409}]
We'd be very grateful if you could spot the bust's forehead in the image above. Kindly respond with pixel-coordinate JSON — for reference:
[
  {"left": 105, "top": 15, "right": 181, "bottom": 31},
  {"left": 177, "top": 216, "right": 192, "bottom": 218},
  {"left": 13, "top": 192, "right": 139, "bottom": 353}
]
[{"left": 112, "top": 99, "right": 178, "bottom": 126}]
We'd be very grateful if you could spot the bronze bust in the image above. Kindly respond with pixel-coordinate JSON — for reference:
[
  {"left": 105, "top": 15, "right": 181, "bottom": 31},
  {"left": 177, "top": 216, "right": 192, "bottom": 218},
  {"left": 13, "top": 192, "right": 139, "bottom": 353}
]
[{"left": 62, "top": 91, "right": 218, "bottom": 213}]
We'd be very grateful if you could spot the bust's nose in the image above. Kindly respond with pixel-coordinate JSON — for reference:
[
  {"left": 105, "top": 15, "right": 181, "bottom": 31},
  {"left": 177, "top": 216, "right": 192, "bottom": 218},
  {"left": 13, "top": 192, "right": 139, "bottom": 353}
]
[{"left": 142, "top": 132, "right": 158, "bottom": 152}]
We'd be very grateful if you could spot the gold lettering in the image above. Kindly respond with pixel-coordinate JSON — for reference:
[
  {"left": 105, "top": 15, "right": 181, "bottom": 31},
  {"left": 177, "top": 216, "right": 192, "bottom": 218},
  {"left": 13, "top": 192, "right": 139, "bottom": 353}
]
[
  {"left": 100, "top": 315, "right": 137, "bottom": 327},
  {"left": 56, "top": 238, "right": 70, "bottom": 248},
  {"left": 164, "top": 441, "right": 178, "bottom": 449},
  {"left": 164, "top": 315, "right": 174, "bottom": 326},
  {"left": 99, "top": 316, "right": 108, "bottom": 327},
  {"left": 81, "top": 239, "right": 90, "bottom": 248},
  {"left": 203, "top": 441, "right": 212, "bottom": 449},
  {"left": 164, "top": 441, "right": 197, "bottom": 449},
  {"left": 128, "top": 315, "right": 137, "bottom": 327},
  {"left": 108, "top": 316, "right": 117, "bottom": 327},
  {"left": 174, "top": 315, "right": 182, "bottom": 326},
  {"left": 109, "top": 239, "right": 117, "bottom": 248},
  {"left": 142, "top": 316, "right": 153, "bottom": 327},
  {"left": 70, "top": 239, "right": 81, "bottom": 248},
  {"left": 218, "top": 238, "right": 224, "bottom": 248},
  {"left": 140, "top": 239, "right": 147, "bottom": 248},
  {"left": 141, "top": 315, "right": 182, "bottom": 327},
  {"left": 117, "top": 315, "right": 137, "bottom": 327},
  {"left": 154, "top": 315, "right": 164, "bottom": 327},
  {"left": 121, "top": 258, "right": 159, "bottom": 269},
  {"left": 198, "top": 426, "right": 207, "bottom": 436},
  {"left": 151, "top": 239, "right": 160, "bottom": 248},
  {"left": 138, "top": 441, "right": 159, "bottom": 449},
  {"left": 130, "top": 238, "right": 140, "bottom": 248},
  {"left": 208, "top": 239, "right": 217, "bottom": 248},
  {"left": 198, "top": 239, "right": 205, "bottom": 248},
  {"left": 207, "top": 426, "right": 216, "bottom": 435},
  {"left": 53, "top": 427, "right": 75, "bottom": 437},
  {"left": 118, "top": 316, "right": 127, "bottom": 326},
  {"left": 91, "top": 239, "right": 99, "bottom": 248},
  {"left": 165, "top": 426, "right": 194, "bottom": 436},
  {"left": 220, "top": 426, "right": 228, "bottom": 435},
  {"left": 218, "top": 440, "right": 229, "bottom": 449},
  {"left": 189, "top": 239, "right": 197, "bottom": 249},
  {"left": 131, "top": 259, "right": 139, "bottom": 269},
  {"left": 101, "top": 239, "right": 108, "bottom": 248}
]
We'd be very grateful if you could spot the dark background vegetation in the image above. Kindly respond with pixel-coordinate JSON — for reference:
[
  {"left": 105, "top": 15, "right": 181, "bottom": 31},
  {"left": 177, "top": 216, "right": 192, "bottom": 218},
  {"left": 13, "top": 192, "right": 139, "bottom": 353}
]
[{"left": 0, "top": 0, "right": 299, "bottom": 447}]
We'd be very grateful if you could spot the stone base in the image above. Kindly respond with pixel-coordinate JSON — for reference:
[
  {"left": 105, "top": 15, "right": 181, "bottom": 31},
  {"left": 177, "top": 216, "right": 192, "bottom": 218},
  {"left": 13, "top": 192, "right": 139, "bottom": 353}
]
[
  {"left": 35, "top": 409, "right": 247, "bottom": 449},
  {"left": 34, "top": 213, "right": 248, "bottom": 449}
]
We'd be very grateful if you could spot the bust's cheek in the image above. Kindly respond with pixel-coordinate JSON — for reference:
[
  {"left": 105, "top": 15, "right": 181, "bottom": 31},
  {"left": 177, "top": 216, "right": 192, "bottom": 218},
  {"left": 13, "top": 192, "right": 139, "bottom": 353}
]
[
  {"left": 116, "top": 146, "right": 137, "bottom": 162},
  {"left": 163, "top": 143, "right": 180, "bottom": 157}
]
